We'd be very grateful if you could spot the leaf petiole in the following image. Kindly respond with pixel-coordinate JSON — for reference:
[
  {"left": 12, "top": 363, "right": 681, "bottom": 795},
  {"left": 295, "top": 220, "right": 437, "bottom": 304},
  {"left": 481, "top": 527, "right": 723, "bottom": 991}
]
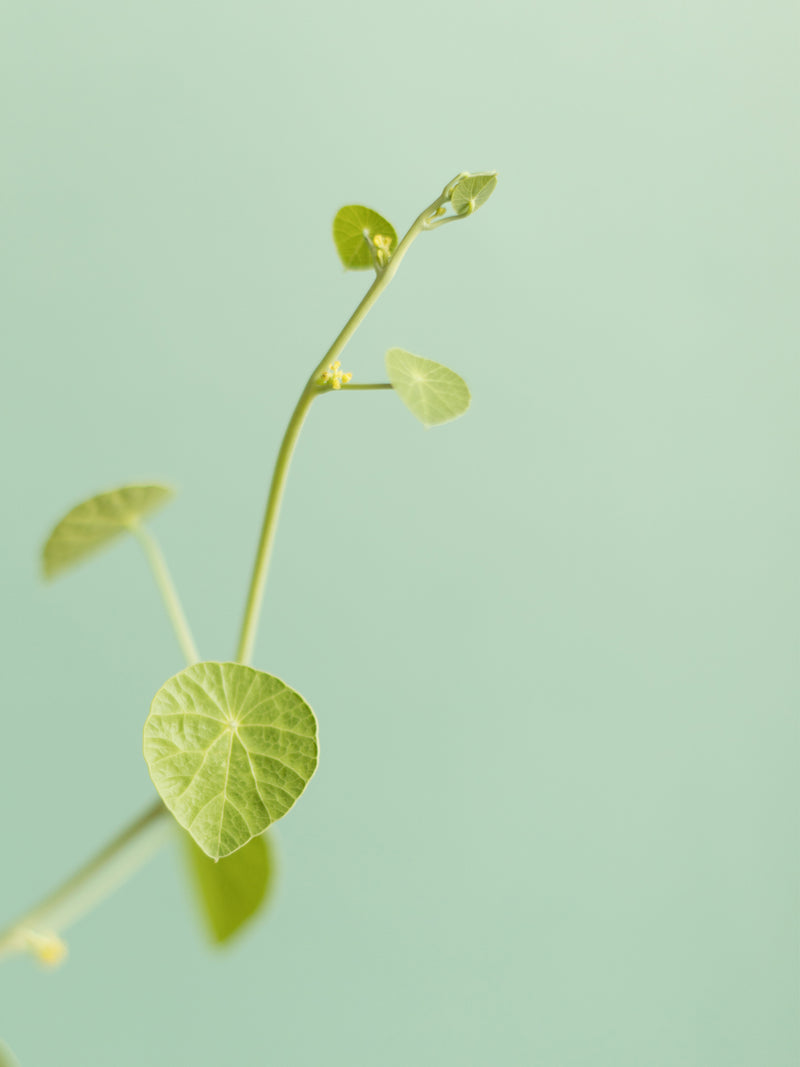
[
  {"left": 324, "top": 382, "right": 394, "bottom": 392},
  {"left": 129, "top": 521, "right": 200, "bottom": 665}
]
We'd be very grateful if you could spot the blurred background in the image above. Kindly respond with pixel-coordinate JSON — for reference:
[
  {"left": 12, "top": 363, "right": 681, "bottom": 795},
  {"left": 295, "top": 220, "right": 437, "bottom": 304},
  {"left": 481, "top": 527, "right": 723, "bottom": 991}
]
[{"left": 1, "top": 2, "right": 797, "bottom": 1064}]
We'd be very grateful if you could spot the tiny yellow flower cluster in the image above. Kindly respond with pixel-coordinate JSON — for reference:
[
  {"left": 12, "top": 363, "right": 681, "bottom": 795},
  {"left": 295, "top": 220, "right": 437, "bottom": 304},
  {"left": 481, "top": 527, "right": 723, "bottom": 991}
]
[
  {"left": 372, "top": 233, "right": 393, "bottom": 268},
  {"left": 25, "top": 928, "right": 68, "bottom": 968},
  {"left": 319, "top": 360, "right": 352, "bottom": 390}
]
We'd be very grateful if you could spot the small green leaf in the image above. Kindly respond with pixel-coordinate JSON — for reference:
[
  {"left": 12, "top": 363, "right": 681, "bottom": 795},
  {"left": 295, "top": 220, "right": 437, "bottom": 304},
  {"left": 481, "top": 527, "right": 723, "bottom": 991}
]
[
  {"left": 184, "top": 831, "right": 274, "bottom": 945},
  {"left": 450, "top": 172, "right": 498, "bottom": 216},
  {"left": 385, "top": 348, "right": 471, "bottom": 428},
  {"left": 144, "top": 662, "right": 318, "bottom": 860},
  {"left": 332, "top": 205, "right": 398, "bottom": 270},
  {"left": 42, "top": 483, "right": 173, "bottom": 578}
]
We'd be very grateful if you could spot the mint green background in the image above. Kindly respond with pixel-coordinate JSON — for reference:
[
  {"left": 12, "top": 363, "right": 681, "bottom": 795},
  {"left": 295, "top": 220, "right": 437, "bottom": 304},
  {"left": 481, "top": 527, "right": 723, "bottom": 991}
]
[{"left": 1, "top": 3, "right": 797, "bottom": 1064}]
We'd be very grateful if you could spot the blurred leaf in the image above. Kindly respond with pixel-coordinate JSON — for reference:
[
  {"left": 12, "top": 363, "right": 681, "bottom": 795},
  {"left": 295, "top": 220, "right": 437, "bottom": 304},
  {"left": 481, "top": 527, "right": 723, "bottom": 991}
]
[
  {"left": 450, "top": 172, "right": 498, "bottom": 216},
  {"left": 42, "top": 483, "right": 173, "bottom": 578},
  {"left": 0, "top": 1041, "right": 19, "bottom": 1067},
  {"left": 184, "top": 831, "right": 274, "bottom": 945},
  {"left": 332, "top": 205, "right": 398, "bottom": 270},
  {"left": 385, "top": 348, "right": 471, "bottom": 428},
  {"left": 144, "top": 662, "right": 318, "bottom": 860}
]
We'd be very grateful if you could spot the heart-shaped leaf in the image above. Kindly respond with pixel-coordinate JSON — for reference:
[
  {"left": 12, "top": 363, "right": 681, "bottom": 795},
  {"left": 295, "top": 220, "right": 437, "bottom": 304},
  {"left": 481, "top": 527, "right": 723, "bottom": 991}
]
[
  {"left": 332, "top": 205, "right": 398, "bottom": 270},
  {"left": 184, "top": 831, "right": 274, "bottom": 944},
  {"left": 385, "top": 348, "right": 471, "bottom": 428},
  {"left": 450, "top": 172, "right": 498, "bottom": 216},
  {"left": 144, "top": 662, "right": 318, "bottom": 860},
  {"left": 42, "top": 483, "right": 173, "bottom": 578}
]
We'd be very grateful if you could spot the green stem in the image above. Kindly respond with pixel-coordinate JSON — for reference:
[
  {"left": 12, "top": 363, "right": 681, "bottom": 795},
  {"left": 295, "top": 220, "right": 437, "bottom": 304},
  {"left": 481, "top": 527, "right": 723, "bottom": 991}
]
[
  {"left": 309, "top": 191, "right": 448, "bottom": 384},
  {"left": 130, "top": 522, "right": 200, "bottom": 664},
  {"left": 235, "top": 384, "right": 317, "bottom": 664},
  {"left": 421, "top": 213, "right": 465, "bottom": 230},
  {"left": 234, "top": 187, "right": 449, "bottom": 665},
  {"left": 0, "top": 800, "right": 173, "bottom": 961},
  {"left": 335, "top": 382, "right": 394, "bottom": 391}
]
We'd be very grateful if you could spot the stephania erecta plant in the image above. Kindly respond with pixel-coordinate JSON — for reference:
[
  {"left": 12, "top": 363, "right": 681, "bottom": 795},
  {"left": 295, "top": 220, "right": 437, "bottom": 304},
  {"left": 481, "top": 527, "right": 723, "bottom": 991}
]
[{"left": 0, "top": 171, "right": 498, "bottom": 967}]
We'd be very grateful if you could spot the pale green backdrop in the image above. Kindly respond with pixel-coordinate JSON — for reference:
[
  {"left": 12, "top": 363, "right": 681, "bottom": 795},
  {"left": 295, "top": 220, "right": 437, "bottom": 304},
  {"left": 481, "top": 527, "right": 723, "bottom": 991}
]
[{"left": 1, "top": 2, "right": 797, "bottom": 1064}]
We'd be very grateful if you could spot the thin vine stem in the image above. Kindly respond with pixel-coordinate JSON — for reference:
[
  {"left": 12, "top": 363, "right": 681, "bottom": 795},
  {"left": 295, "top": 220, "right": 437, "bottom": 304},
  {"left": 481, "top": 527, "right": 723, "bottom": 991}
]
[
  {"left": 234, "top": 187, "right": 451, "bottom": 665},
  {"left": 234, "top": 384, "right": 316, "bottom": 664},
  {"left": 130, "top": 521, "right": 200, "bottom": 664},
  {"left": 0, "top": 800, "right": 173, "bottom": 962}
]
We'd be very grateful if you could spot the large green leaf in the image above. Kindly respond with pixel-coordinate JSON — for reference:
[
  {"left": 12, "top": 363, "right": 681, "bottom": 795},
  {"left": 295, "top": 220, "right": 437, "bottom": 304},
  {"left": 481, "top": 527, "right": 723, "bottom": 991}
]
[
  {"left": 385, "top": 348, "right": 471, "bottom": 428},
  {"left": 184, "top": 831, "right": 274, "bottom": 944},
  {"left": 450, "top": 172, "right": 498, "bottom": 216},
  {"left": 144, "top": 662, "right": 318, "bottom": 860},
  {"left": 332, "top": 205, "right": 397, "bottom": 270},
  {"left": 42, "top": 483, "right": 173, "bottom": 578}
]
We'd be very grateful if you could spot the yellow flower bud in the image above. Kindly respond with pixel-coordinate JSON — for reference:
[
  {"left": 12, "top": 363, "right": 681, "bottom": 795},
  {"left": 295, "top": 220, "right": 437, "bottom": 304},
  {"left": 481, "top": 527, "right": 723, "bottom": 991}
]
[{"left": 24, "top": 929, "right": 68, "bottom": 968}]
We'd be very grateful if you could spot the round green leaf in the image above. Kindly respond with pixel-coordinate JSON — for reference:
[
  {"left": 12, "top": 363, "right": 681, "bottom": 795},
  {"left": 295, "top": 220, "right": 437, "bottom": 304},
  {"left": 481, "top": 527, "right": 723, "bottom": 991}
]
[
  {"left": 42, "top": 483, "right": 173, "bottom": 578},
  {"left": 450, "top": 172, "right": 498, "bottom": 216},
  {"left": 144, "top": 662, "right": 318, "bottom": 860},
  {"left": 184, "top": 831, "right": 274, "bottom": 945},
  {"left": 385, "top": 348, "right": 471, "bottom": 428},
  {"left": 332, "top": 205, "right": 398, "bottom": 270}
]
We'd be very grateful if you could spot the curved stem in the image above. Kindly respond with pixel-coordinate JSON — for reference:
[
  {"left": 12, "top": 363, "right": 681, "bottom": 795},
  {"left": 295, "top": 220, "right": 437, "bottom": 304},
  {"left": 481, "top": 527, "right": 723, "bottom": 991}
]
[
  {"left": 130, "top": 522, "right": 200, "bottom": 664},
  {"left": 0, "top": 800, "right": 173, "bottom": 961},
  {"left": 309, "top": 193, "right": 447, "bottom": 385},
  {"left": 234, "top": 189, "right": 448, "bottom": 666},
  {"left": 235, "top": 384, "right": 317, "bottom": 664}
]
